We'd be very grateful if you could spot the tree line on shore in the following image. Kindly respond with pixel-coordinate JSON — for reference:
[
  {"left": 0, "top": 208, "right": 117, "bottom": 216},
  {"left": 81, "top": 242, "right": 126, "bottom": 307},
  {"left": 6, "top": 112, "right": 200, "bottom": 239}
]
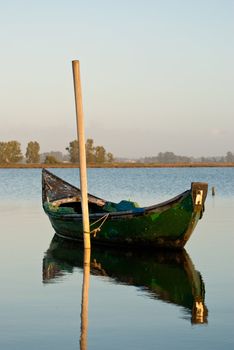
[
  {"left": 138, "top": 151, "right": 234, "bottom": 163},
  {"left": 1, "top": 140, "right": 234, "bottom": 164},
  {"left": 0, "top": 139, "right": 114, "bottom": 164}
]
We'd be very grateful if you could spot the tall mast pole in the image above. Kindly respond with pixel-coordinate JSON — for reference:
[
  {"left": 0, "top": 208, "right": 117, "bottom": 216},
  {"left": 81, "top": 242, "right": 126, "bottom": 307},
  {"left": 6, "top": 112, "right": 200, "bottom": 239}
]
[{"left": 72, "top": 60, "right": 90, "bottom": 249}]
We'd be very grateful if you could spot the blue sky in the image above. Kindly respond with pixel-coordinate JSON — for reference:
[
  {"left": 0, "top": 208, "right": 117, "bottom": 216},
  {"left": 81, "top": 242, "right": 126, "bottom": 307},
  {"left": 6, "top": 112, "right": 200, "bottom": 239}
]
[{"left": 0, "top": 0, "right": 233, "bottom": 158}]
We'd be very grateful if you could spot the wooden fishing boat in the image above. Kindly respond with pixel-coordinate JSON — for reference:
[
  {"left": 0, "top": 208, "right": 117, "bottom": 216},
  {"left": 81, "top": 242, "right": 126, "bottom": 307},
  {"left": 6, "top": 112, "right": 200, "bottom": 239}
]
[
  {"left": 42, "top": 169, "right": 208, "bottom": 249},
  {"left": 43, "top": 235, "right": 208, "bottom": 324}
]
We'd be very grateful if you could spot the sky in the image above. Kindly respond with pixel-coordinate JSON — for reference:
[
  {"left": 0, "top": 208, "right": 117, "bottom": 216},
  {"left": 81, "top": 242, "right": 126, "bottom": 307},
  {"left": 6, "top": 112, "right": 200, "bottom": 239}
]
[{"left": 0, "top": 0, "right": 233, "bottom": 158}]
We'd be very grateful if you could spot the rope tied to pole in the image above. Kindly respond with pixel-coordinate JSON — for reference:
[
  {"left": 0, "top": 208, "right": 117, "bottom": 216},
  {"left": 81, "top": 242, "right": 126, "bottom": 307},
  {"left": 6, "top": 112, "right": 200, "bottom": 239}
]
[{"left": 90, "top": 213, "right": 110, "bottom": 237}]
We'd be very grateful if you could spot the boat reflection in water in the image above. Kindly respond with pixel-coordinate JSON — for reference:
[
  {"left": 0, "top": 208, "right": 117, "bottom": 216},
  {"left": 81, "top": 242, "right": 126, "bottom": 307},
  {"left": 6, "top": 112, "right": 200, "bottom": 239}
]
[{"left": 43, "top": 235, "right": 208, "bottom": 326}]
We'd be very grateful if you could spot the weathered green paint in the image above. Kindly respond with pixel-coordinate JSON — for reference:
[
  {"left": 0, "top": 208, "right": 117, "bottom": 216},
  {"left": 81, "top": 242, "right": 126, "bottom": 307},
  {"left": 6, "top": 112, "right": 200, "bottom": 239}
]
[
  {"left": 44, "top": 193, "right": 200, "bottom": 248},
  {"left": 42, "top": 169, "right": 208, "bottom": 249}
]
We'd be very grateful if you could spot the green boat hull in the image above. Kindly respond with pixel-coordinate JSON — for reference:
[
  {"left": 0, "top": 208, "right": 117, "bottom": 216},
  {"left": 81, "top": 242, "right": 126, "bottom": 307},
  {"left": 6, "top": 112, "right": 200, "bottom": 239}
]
[{"left": 42, "top": 169, "right": 208, "bottom": 249}]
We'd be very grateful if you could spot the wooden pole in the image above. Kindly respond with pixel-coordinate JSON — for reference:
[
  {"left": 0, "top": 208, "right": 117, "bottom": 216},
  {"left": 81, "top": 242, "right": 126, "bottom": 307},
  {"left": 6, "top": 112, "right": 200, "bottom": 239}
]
[{"left": 72, "top": 60, "right": 90, "bottom": 249}]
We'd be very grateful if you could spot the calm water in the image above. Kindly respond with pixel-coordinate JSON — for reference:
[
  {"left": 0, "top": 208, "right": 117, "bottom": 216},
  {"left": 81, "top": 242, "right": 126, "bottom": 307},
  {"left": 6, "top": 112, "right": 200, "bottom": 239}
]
[{"left": 0, "top": 168, "right": 234, "bottom": 349}]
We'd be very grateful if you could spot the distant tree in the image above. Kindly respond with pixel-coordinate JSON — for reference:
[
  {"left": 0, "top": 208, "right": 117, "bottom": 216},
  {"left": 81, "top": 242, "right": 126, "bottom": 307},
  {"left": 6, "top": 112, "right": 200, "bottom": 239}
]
[
  {"left": 176, "top": 155, "right": 191, "bottom": 163},
  {"left": 157, "top": 152, "right": 177, "bottom": 163},
  {"left": 66, "top": 139, "right": 114, "bottom": 164},
  {"left": 106, "top": 152, "right": 114, "bottom": 163},
  {"left": 86, "top": 138, "right": 95, "bottom": 163},
  {"left": 156, "top": 152, "right": 191, "bottom": 163},
  {"left": 95, "top": 146, "right": 106, "bottom": 163},
  {"left": 0, "top": 142, "right": 7, "bottom": 163},
  {"left": 66, "top": 140, "right": 79, "bottom": 163},
  {"left": 41, "top": 151, "right": 64, "bottom": 163},
  {"left": 25, "top": 141, "right": 40, "bottom": 163},
  {"left": 44, "top": 155, "right": 59, "bottom": 164},
  {"left": 219, "top": 156, "right": 225, "bottom": 162},
  {"left": 141, "top": 153, "right": 191, "bottom": 163},
  {"left": 0, "top": 141, "right": 23, "bottom": 163},
  {"left": 225, "top": 151, "right": 234, "bottom": 162}
]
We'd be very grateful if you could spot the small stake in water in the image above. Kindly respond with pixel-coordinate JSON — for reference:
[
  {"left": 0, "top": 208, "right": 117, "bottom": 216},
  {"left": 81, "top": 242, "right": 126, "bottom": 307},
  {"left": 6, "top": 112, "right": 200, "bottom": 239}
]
[
  {"left": 212, "top": 186, "right": 215, "bottom": 196},
  {"left": 72, "top": 60, "right": 90, "bottom": 249}
]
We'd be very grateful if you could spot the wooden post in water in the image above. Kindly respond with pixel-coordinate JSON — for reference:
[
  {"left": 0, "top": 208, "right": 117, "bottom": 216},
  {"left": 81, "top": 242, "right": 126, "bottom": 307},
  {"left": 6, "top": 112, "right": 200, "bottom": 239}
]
[{"left": 72, "top": 60, "right": 90, "bottom": 249}]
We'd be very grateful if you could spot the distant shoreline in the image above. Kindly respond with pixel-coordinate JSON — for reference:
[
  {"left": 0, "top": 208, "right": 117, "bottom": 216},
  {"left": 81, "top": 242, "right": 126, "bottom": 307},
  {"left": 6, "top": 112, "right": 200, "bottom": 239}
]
[{"left": 1, "top": 162, "right": 234, "bottom": 168}]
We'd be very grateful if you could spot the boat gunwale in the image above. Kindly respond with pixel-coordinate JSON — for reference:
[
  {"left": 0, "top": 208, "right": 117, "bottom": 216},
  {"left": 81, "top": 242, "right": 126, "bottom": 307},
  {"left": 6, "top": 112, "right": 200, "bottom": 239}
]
[
  {"left": 42, "top": 169, "right": 207, "bottom": 218},
  {"left": 43, "top": 189, "right": 191, "bottom": 220},
  {"left": 42, "top": 169, "right": 207, "bottom": 219}
]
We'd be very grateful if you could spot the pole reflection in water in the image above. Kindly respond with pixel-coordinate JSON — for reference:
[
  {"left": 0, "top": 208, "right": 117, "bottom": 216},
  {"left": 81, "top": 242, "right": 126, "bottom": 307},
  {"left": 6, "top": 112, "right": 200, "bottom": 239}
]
[
  {"left": 43, "top": 235, "right": 208, "bottom": 327},
  {"left": 80, "top": 248, "right": 90, "bottom": 350}
]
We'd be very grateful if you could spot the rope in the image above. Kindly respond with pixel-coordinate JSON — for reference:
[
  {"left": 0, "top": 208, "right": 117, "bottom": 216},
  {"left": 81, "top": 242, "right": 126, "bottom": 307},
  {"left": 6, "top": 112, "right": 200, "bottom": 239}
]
[{"left": 90, "top": 213, "right": 110, "bottom": 237}]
